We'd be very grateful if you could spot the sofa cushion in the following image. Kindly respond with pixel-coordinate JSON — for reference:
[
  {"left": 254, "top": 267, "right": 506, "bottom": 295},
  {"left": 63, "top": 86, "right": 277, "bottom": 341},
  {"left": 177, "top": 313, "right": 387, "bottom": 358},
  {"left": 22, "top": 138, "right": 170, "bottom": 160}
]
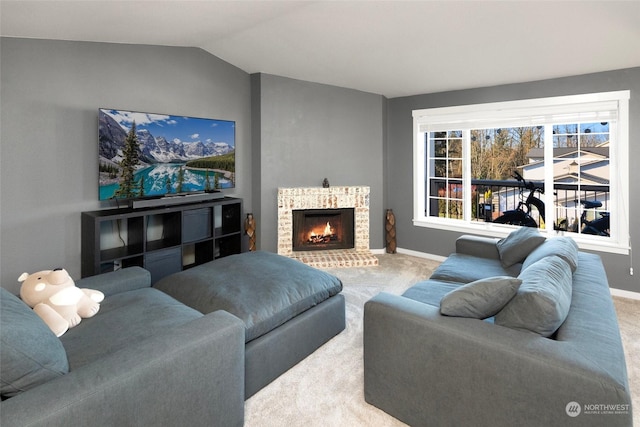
[
  {"left": 0, "top": 287, "right": 69, "bottom": 398},
  {"left": 521, "top": 236, "right": 579, "bottom": 272},
  {"left": 496, "top": 227, "right": 546, "bottom": 267},
  {"left": 430, "top": 253, "right": 521, "bottom": 284},
  {"left": 402, "top": 279, "right": 461, "bottom": 307},
  {"left": 495, "top": 255, "right": 572, "bottom": 337},
  {"left": 154, "top": 251, "right": 343, "bottom": 342},
  {"left": 60, "top": 287, "right": 202, "bottom": 370},
  {"left": 440, "top": 276, "right": 522, "bottom": 319}
]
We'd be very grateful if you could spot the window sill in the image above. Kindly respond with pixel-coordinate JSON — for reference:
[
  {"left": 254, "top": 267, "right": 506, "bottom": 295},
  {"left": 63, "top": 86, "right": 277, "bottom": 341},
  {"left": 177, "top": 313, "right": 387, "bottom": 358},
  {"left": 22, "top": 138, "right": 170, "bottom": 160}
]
[{"left": 412, "top": 218, "right": 629, "bottom": 255}]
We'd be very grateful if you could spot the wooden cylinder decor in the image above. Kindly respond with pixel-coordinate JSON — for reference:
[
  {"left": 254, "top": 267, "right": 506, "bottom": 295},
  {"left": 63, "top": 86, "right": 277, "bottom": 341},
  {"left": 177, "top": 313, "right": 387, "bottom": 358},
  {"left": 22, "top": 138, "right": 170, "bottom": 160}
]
[
  {"left": 244, "top": 213, "right": 256, "bottom": 251},
  {"left": 385, "top": 209, "right": 397, "bottom": 254}
]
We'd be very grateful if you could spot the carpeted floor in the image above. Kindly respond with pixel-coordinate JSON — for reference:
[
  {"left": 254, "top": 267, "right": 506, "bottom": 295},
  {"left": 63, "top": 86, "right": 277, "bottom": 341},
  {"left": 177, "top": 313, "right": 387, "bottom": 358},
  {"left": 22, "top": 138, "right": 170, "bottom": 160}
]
[{"left": 244, "top": 253, "right": 639, "bottom": 426}]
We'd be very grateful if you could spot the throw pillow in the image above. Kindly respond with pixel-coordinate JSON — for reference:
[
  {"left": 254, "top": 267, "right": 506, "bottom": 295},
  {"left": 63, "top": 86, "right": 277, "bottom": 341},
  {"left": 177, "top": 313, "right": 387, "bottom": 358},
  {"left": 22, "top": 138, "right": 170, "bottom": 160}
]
[
  {"left": 0, "top": 287, "right": 69, "bottom": 398},
  {"left": 521, "top": 236, "right": 579, "bottom": 272},
  {"left": 440, "top": 276, "right": 522, "bottom": 319},
  {"left": 494, "top": 255, "right": 573, "bottom": 337},
  {"left": 496, "top": 227, "right": 546, "bottom": 268}
]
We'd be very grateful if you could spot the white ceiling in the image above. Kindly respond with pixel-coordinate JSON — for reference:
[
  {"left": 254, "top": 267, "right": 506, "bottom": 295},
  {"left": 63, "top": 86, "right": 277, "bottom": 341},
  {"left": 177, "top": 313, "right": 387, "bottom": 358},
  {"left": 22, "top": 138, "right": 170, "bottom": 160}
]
[{"left": 2, "top": 0, "right": 639, "bottom": 98}]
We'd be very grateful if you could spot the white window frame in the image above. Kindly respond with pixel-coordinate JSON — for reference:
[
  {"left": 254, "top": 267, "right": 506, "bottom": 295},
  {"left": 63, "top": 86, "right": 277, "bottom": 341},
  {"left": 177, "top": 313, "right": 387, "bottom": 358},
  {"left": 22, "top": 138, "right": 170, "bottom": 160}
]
[{"left": 413, "top": 91, "right": 630, "bottom": 254}]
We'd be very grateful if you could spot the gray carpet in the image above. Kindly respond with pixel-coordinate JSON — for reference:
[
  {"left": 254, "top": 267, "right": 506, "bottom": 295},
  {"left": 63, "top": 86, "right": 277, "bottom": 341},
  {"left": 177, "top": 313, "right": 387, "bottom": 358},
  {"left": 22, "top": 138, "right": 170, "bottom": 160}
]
[{"left": 245, "top": 253, "right": 639, "bottom": 426}]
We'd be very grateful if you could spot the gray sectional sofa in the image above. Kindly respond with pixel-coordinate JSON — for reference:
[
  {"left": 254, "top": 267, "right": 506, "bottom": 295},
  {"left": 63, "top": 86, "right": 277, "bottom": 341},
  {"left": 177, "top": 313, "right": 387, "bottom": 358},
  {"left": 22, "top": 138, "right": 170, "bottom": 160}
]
[
  {"left": 1, "top": 267, "right": 246, "bottom": 427},
  {"left": 1, "top": 251, "right": 345, "bottom": 426},
  {"left": 364, "top": 228, "right": 632, "bottom": 427}
]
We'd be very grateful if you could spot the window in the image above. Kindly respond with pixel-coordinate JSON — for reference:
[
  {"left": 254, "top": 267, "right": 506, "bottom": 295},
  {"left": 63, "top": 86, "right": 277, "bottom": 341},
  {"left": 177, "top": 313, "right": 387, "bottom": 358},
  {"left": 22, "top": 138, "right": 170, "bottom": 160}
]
[{"left": 413, "top": 91, "right": 630, "bottom": 254}]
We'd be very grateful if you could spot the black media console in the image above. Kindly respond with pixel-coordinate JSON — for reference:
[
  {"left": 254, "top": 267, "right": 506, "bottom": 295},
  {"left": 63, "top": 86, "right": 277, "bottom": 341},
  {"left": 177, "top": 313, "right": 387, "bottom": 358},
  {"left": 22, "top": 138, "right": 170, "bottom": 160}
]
[{"left": 81, "top": 197, "right": 243, "bottom": 283}]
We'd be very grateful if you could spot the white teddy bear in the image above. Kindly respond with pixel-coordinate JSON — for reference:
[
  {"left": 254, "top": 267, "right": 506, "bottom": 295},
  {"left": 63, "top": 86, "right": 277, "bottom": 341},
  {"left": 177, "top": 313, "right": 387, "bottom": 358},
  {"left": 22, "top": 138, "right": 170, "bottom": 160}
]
[{"left": 19, "top": 268, "right": 104, "bottom": 337}]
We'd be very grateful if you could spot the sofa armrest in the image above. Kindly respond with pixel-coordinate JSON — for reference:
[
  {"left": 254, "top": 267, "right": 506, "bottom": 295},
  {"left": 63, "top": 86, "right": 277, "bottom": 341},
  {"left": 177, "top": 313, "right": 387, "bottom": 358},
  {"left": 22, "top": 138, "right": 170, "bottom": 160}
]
[
  {"left": 364, "top": 292, "right": 632, "bottom": 427},
  {"left": 1, "top": 310, "right": 245, "bottom": 427},
  {"left": 455, "top": 234, "right": 500, "bottom": 259},
  {"left": 75, "top": 266, "right": 151, "bottom": 297}
]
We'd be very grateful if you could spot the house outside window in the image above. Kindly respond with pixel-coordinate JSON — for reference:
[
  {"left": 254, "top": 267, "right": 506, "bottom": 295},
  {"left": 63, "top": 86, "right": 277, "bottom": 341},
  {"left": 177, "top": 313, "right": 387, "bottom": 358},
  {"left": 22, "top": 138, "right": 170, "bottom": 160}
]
[{"left": 413, "top": 91, "right": 630, "bottom": 254}]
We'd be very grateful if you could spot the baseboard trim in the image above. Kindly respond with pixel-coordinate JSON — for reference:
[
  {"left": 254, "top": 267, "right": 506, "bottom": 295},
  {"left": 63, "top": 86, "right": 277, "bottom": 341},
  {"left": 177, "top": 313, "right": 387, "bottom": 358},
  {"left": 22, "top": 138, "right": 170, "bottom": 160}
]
[
  {"left": 395, "top": 247, "right": 448, "bottom": 263},
  {"left": 611, "top": 288, "right": 640, "bottom": 301},
  {"left": 392, "top": 248, "right": 640, "bottom": 300}
]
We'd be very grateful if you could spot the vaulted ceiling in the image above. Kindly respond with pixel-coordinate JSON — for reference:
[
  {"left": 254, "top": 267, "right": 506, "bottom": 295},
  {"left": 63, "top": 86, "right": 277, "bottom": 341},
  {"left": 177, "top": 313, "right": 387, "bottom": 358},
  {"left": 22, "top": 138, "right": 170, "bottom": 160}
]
[{"left": 2, "top": 1, "right": 639, "bottom": 98}]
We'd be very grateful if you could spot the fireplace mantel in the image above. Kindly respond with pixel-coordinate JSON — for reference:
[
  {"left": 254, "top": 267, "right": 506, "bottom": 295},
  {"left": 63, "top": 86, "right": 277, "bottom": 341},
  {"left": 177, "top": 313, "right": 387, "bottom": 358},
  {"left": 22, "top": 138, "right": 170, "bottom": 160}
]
[{"left": 277, "top": 186, "right": 378, "bottom": 268}]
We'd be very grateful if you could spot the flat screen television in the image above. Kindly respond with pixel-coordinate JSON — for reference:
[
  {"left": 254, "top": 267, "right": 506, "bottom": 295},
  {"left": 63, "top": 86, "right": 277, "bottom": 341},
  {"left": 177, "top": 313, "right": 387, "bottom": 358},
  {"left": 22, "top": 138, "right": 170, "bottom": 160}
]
[{"left": 98, "top": 108, "right": 235, "bottom": 201}]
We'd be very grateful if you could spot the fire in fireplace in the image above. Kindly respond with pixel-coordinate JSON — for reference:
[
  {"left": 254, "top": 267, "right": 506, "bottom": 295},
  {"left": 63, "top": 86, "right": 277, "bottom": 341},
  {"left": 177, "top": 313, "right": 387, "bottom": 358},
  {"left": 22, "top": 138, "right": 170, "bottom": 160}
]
[{"left": 292, "top": 208, "right": 355, "bottom": 251}]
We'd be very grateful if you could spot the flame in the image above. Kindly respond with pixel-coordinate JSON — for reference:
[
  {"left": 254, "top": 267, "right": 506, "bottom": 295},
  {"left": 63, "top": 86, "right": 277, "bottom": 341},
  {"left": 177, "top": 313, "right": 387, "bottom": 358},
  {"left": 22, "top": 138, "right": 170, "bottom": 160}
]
[
  {"left": 324, "top": 222, "right": 332, "bottom": 236},
  {"left": 307, "top": 222, "right": 333, "bottom": 242}
]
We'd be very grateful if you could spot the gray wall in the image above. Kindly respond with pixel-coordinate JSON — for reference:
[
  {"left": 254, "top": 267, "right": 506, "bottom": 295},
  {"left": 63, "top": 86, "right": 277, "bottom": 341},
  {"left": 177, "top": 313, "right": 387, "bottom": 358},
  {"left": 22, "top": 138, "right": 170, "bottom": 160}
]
[
  {"left": 0, "top": 38, "right": 387, "bottom": 294},
  {"left": 386, "top": 67, "right": 640, "bottom": 293},
  {"left": 0, "top": 37, "right": 252, "bottom": 293},
  {"left": 2, "top": 36, "right": 636, "bottom": 294},
  {"left": 252, "top": 73, "right": 386, "bottom": 252}
]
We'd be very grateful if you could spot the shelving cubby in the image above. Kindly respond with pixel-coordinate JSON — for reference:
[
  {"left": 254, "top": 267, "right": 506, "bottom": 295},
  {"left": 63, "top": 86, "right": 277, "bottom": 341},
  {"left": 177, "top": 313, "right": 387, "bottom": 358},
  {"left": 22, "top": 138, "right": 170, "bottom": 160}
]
[{"left": 82, "top": 197, "right": 243, "bottom": 283}]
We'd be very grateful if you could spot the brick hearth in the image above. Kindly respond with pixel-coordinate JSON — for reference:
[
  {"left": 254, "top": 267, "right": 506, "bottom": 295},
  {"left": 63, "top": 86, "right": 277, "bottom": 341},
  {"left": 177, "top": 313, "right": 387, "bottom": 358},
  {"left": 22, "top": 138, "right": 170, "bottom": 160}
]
[{"left": 277, "top": 186, "right": 378, "bottom": 268}]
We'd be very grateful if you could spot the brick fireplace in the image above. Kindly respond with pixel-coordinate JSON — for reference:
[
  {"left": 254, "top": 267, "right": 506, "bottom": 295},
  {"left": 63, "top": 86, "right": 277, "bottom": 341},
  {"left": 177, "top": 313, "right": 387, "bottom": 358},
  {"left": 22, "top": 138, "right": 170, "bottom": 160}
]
[{"left": 278, "top": 186, "right": 378, "bottom": 268}]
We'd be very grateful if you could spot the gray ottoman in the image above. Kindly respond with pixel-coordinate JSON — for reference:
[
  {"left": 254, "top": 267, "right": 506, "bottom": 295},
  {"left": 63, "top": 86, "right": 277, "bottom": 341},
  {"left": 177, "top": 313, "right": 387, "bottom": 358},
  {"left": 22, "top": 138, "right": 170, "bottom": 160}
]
[{"left": 154, "top": 251, "right": 345, "bottom": 398}]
